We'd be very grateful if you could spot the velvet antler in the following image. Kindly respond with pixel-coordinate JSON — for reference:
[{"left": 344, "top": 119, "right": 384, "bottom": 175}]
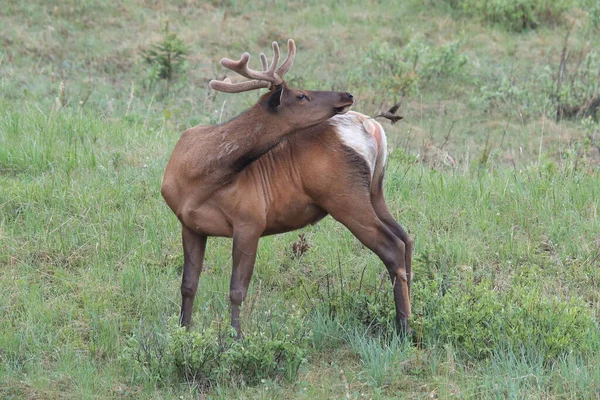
[{"left": 209, "top": 39, "right": 296, "bottom": 94}]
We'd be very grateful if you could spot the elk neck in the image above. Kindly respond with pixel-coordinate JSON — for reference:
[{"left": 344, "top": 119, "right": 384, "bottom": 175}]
[{"left": 215, "top": 100, "right": 296, "bottom": 173}]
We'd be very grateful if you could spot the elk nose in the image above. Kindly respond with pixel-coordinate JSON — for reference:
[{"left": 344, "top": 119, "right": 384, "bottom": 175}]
[{"left": 345, "top": 92, "right": 354, "bottom": 100}]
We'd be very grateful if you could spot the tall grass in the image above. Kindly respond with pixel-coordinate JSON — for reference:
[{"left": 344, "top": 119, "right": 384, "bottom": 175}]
[{"left": 2, "top": 106, "right": 599, "bottom": 398}]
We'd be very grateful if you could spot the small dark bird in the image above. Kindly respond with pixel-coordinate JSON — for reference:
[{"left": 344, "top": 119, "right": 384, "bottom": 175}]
[{"left": 374, "top": 100, "right": 404, "bottom": 124}]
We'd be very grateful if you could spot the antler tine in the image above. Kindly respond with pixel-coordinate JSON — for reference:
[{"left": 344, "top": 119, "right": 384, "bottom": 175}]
[
  {"left": 266, "top": 41, "right": 280, "bottom": 75},
  {"left": 219, "top": 52, "right": 254, "bottom": 80},
  {"left": 275, "top": 39, "right": 296, "bottom": 78},
  {"left": 260, "top": 53, "right": 268, "bottom": 71},
  {"left": 209, "top": 78, "right": 270, "bottom": 93}
]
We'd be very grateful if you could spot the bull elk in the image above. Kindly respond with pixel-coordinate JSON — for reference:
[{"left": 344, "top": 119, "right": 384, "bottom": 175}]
[{"left": 161, "top": 39, "right": 413, "bottom": 337}]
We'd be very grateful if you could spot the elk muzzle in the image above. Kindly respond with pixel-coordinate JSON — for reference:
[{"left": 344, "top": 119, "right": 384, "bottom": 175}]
[{"left": 334, "top": 92, "right": 355, "bottom": 115}]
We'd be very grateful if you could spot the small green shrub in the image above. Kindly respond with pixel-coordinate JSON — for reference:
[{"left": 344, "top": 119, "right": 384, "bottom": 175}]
[
  {"left": 224, "top": 332, "right": 306, "bottom": 385},
  {"left": 142, "top": 21, "right": 189, "bottom": 83},
  {"left": 418, "top": 41, "right": 469, "bottom": 82},
  {"left": 172, "top": 317, "right": 308, "bottom": 387},
  {"left": 554, "top": 50, "right": 600, "bottom": 121},
  {"left": 169, "top": 323, "right": 227, "bottom": 387},
  {"left": 575, "top": 0, "right": 600, "bottom": 30},
  {"left": 303, "top": 270, "right": 398, "bottom": 337},
  {"left": 353, "top": 291, "right": 396, "bottom": 335},
  {"left": 591, "top": 0, "right": 600, "bottom": 30},
  {"left": 348, "top": 39, "right": 468, "bottom": 97},
  {"left": 446, "top": 0, "right": 573, "bottom": 31},
  {"left": 477, "top": 70, "right": 555, "bottom": 117},
  {"left": 414, "top": 277, "right": 599, "bottom": 360},
  {"left": 477, "top": 47, "right": 600, "bottom": 120},
  {"left": 121, "top": 313, "right": 309, "bottom": 389},
  {"left": 120, "top": 326, "right": 175, "bottom": 385}
]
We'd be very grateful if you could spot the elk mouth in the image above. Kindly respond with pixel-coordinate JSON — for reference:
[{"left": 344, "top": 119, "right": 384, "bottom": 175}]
[{"left": 334, "top": 103, "right": 354, "bottom": 115}]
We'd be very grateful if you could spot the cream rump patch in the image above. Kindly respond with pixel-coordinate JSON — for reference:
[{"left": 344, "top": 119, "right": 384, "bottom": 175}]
[{"left": 330, "top": 111, "right": 386, "bottom": 178}]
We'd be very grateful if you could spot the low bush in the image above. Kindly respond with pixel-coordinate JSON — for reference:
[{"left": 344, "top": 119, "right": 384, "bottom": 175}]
[
  {"left": 478, "top": 46, "right": 600, "bottom": 120},
  {"left": 141, "top": 21, "right": 189, "bottom": 86},
  {"left": 121, "top": 312, "right": 309, "bottom": 389},
  {"left": 171, "top": 324, "right": 306, "bottom": 388},
  {"left": 348, "top": 39, "right": 468, "bottom": 98},
  {"left": 445, "top": 0, "right": 573, "bottom": 31},
  {"left": 317, "top": 265, "right": 599, "bottom": 361},
  {"left": 414, "top": 276, "right": 599, "bottom": 360}
]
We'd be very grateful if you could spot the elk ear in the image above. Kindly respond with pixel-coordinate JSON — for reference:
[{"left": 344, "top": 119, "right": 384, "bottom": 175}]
[{"left": 267, "top": 85, "right": 284, "bottom": 110}]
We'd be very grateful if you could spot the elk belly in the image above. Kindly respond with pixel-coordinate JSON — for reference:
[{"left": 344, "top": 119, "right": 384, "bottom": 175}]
[{"left": 264, "top": 201, "right": 327, "bottom": 236}]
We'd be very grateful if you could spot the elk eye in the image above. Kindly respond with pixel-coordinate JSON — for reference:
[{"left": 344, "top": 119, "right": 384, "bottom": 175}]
[{"left": 297, "top": 94, "right": 307, "bottom": 100}]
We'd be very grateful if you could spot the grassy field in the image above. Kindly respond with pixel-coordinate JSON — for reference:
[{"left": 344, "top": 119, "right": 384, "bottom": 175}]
[{"left": 2, "top": 0, "right": 600, "bottom": 398}]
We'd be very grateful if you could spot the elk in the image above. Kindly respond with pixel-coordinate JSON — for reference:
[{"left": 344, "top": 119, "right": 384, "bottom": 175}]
[{"left": 161, "top": 39, "right": 413, "bottom": 337}]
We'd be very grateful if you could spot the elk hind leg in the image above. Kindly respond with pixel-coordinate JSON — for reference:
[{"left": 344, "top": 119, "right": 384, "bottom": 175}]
[
  {"left": 325, "top": 199, "right": 411, "bottom": 335},
  {"left": 371, "top": 187, "right": 414, "bottom": 297}
]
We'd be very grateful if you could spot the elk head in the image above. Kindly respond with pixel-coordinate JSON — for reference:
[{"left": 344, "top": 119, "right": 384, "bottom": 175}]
[{"left": 209, "top": 39, "right": 355, "bottom": 131}]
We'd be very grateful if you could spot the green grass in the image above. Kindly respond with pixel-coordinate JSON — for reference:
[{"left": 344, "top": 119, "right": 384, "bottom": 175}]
[{"left": 1, "top": 0, "right": 600, "bottom": 398}]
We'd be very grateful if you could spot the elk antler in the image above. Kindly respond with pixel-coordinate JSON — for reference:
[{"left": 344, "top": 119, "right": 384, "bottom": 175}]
[{"left": 209, "top": 39, "right": 296, "bottom": 94}]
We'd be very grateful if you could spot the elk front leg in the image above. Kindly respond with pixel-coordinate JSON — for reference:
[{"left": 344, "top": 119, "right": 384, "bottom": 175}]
[
  {"left": 229, "top": 227, "right": 261, "bottom": 338},
  {"left": 325, "top": 199, "right": 411, "bottom": 336},
  {"left": 180, "top": 226, "right": 207, "bottom": 328}
]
